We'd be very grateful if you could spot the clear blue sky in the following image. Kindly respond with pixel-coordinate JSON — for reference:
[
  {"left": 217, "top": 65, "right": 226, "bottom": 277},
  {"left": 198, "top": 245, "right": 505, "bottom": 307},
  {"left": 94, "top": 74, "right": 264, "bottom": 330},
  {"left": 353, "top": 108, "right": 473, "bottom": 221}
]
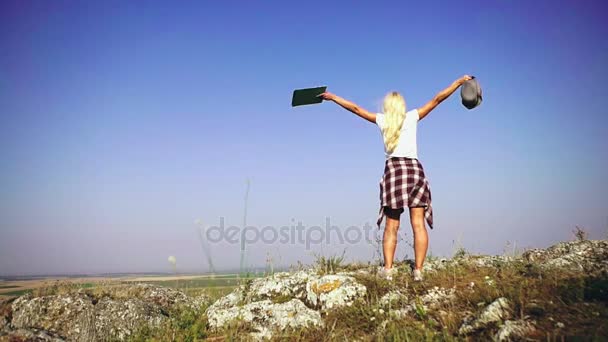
[{"left": 1, "top": 0, "right": 607, "bottom": 276}]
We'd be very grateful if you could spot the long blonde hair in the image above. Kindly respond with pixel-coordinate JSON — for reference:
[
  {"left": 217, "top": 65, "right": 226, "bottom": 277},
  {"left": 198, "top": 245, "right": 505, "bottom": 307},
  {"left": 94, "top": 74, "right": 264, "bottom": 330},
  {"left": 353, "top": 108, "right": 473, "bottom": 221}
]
[{"left": 381, "top": 91, "right": 406, "bottom": 153}]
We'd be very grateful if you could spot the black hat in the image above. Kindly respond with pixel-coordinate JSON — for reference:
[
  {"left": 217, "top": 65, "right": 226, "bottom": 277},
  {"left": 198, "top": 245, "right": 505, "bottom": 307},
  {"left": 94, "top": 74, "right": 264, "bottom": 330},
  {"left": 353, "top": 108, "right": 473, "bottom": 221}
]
[{"left": 460, "top": 77, "right": 482, "bottom": 110}]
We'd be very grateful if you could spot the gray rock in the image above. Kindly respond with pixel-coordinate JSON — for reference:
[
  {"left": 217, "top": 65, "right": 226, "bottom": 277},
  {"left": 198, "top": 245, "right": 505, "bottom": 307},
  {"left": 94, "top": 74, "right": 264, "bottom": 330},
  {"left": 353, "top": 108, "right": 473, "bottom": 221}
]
[
  {"left": 416, "top": 286, "right": 456, "bottom": 310},
  {"left": 93, "top": 297, "right": 165, "bottom": 340},
  {"left": 495, "top": 319, "right": 536, "bottom": 341},
  {"left": 388, "top": 307, "right": 411, "bottom": 319},
  {"left": 245, "top": 271, "right": 311, "bottom": 303},
  {"left": 305, "top": 274, "right": 366, "bottom": 310},
  {"left": 0, "top": 297, "right": 13, "bottom": 333},
  {"left": 459, "top": 297, "right": 511, "bottom": 335},
  {"left": 87, "top": 283, "right": 210, "bottom": 313},
  {"left": 11, "top": 293, "right": 96, "bottom": 341},
  {"left": 206, "top": 286, "right": 245, "bottom": 312},
  {"left": 522, "top": 240, "right": 608, "bottom": 275},
  {"left": 421, "top": 258, "right": 453, "bottom": 273},
  {"left": 478, "top": 297, "right": 511, "bottom": 326},
  {"left": 206, "top": 298, "right": 322, "bottom": 339},
  {"left": 379, "top": 291, "right": 408, "bottom": 308},
  {"left": 378, "top": 287, "right": 454, "bottom": 321},
  {"left": 471, "top": 255, "right": 513, "bottom": 268},
  {"left": 424, "top": 255, "right": 513, "bottom": 273},
  {"left": 205, "top": 272, "right": 365, "bottom": 338},
  {"left": 6, "top": 283, "right": 209, "bottom": 341},
  {"left": 0, "top": 327, "right": 66, "bottom": 341}
]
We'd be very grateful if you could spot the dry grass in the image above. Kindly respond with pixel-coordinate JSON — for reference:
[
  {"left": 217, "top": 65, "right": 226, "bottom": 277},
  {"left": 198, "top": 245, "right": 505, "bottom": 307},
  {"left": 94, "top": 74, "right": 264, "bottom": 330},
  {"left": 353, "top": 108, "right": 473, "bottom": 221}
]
[
  {"left": 8, "top": 257, "right": 604, "bottom": 340},
  {"left": 205, "top": 259, "right": 607, "bottom": 341}
]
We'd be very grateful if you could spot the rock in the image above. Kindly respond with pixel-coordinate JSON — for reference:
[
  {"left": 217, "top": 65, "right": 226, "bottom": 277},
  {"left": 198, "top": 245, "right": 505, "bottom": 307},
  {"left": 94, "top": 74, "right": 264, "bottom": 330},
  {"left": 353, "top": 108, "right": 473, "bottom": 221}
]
[
  {"left": 388, "top": 308, "right": 411, "bottom": 319},
  {"left": 305, "top": 274, "right": 366, "bottom": 310},
  {"left": 93, "top": 297, "right": 165, "bottom": 340},
  {"left": 5, "top": 283, "right": 209, "bottom": 341},
  {"left": 245, "top": 271, "right": 311, "bottom": 303},
  {"left": 424, "top": 255, "right": 512, "bottom": 273},
  {"left": 379, "top": 291, "right": 408, "bottom": 308},
  {"left": 207, "top": 271, "right": 314, "bottom": 314},
  {"left": 0, "top": 327, "right": 66, "bottom": 341},
  {"left": 459, "top": 297, "right": 511, "bottom": 335},
  {"left": 207, "top": 286, "right": 245, "bottom": 311},
  {"left": 416, "top": 287, "right": 456, "bottom": 310},
  {"left": 477, "top": 297, "right": 511, "bottom": 326},
  {"left": 495, "top": 319, "right": 536, "bottom": 341},
  {"left": 522, "top": 240, "right": 608, "bottom": 275},
  {"left": 379, "top": 287, "right": 454, "bottom": 321},
  {"left": 0, "top": 297, "right": 13, "bottom": 333},
  {"left": 206, "top": 298, "right": 322, "bottom": 339},
  {"left": 11, "top": 293, "right": 96, "bottom": 341},
  {"left": 422, "top": 258, "right": 452, "bottom": 273},
  {"left": 89, "top": 283, "right": 210, "bottom": 313},
  {"left": 207, "top": 272, "right": 366, "bottom": 339},
  {"left": 471, "top": 255, "right": 513, "bottom": 268}
]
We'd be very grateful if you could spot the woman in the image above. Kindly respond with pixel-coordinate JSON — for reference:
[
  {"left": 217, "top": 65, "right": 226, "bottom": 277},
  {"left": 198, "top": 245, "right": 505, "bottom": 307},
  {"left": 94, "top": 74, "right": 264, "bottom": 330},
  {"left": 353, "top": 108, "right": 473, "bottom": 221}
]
[{"left": 319, "top": 75, "right": 472, "bottom": 281}]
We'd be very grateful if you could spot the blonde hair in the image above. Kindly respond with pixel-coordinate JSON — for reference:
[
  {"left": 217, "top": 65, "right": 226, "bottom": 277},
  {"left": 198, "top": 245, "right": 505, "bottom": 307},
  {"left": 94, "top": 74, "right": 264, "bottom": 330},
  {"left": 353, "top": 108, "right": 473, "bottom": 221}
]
[{"left": 381, "top": 91, "right": 406, "bottom": 153}]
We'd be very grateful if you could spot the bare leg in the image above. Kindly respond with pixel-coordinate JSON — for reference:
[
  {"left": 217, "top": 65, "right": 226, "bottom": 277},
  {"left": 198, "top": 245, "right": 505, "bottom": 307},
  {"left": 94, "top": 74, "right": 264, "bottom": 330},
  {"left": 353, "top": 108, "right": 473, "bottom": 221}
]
[
  {"left": 383, "top": 208, "right": 402, "bottom": 269},
  {"left": 409, "top": 207, "right": 428, "bottom": 270}
]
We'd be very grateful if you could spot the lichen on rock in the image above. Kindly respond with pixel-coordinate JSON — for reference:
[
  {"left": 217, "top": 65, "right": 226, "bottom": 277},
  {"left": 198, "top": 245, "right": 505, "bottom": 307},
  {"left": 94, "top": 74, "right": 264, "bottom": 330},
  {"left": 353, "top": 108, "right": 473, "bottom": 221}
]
[
  {"left": 3, "top": 283, "right": 210, "bottom": 341},
  {"left": 305, "top": 274, "right": 367, "bottom": 310},
  {"left": 206, "top": 298, "right": 322, "bottom": 339},
  {"left": 495, "top": 319, "right": 536, "bottom": 341},
  {"left": 522, "top": 240, "right": 608, "bottom": 275},
  {"left": 459, "top": 297, "right": 512, "bottom": 335}
]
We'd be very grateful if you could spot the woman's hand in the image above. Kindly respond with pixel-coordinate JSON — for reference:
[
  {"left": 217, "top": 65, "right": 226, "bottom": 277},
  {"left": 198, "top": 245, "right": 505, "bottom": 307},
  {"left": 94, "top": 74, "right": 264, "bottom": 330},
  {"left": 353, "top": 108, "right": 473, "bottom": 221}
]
[
  {"left": 318, "top": 92, "right": 337, "bottom": 101},
  {"left": 459, "top": 75, "right": 473, "bottom": 85}
]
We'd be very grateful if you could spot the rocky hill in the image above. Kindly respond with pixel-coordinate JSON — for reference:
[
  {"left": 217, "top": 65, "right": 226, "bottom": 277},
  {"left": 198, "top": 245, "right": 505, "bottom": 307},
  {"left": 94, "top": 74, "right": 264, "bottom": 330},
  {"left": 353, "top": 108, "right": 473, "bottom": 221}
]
[{"left": 1, "top": 239, "right": 606, "bottom": 341}]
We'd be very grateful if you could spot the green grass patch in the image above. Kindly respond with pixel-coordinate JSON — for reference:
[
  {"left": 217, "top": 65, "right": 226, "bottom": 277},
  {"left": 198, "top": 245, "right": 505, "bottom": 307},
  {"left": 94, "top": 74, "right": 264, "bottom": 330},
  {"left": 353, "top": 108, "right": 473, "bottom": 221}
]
[
  {"left": 137, "top": 277, "right": 241, "bottom": 289},
  {"left": 3, "top": 289, "right": 32, "bottom": 297},
  {"left": 134, "top": 274, "right": 265, "bottom": 290}
]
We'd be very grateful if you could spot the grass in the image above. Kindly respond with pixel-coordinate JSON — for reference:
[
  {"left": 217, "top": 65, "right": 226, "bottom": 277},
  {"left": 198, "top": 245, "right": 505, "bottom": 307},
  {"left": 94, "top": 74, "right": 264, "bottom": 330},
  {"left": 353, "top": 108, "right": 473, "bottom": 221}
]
[
  {"left": 138, "top": 276, "right": 245, "bottom": 289},
  {"left": 0, "top": 285, "right": 19, "bottom": 289},
  {"left": 125, "top": 255, "right": 608, "bottom": 341},
  {"left": 31, "top": 281, "right": 96, "bottom": 297},
  {"left": 132, "top": 274, "right": 266, "bottom": 299},
  {"left": 314, "top": 250, "right": 346, "bottom": 275},
  {"left": 4, "top": 243, "right": 607, "bottom": 341},
  {"left": 2, "top": 289, "right": 32, "bottom": 297}
]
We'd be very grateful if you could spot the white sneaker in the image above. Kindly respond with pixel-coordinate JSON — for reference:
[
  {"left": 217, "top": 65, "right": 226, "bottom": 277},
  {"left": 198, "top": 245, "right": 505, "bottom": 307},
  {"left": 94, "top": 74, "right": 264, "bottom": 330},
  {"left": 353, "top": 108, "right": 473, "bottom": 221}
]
[
  {"left": 378, "top": 266, "right": 398, "bottom": 280},
  {"left": 413, "top": 269, "right": 423, "bottom": 282}
]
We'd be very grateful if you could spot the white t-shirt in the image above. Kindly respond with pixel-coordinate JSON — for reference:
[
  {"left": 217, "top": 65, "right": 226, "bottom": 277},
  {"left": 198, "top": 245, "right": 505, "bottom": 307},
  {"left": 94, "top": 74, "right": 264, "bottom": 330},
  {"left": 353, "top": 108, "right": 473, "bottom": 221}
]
[{"left": 375, "top": 109, "right": 419, "bottom": 159}]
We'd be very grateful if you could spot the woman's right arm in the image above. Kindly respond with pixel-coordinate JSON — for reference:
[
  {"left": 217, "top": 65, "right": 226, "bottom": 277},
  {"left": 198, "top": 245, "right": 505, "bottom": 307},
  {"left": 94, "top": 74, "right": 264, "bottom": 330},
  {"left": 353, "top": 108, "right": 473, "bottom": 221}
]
[
  {"left": 417, "top": 75, "right": 472, "bottom": 120},
  {"left": 319, "top": 92, "right": 377, "bottom": 124}
]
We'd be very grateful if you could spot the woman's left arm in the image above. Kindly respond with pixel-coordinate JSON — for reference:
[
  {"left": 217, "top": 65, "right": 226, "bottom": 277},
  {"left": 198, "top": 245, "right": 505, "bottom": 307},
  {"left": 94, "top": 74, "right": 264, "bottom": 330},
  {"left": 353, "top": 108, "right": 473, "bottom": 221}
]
[{"left": 319, "top": 92, "right": 377, "bottom": 124}]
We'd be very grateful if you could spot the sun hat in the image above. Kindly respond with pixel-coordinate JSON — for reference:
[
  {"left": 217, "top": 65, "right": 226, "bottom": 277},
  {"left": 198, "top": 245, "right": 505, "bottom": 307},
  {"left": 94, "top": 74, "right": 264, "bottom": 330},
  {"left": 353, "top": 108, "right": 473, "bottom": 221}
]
[{"left": 460, "top": 77, "right": 482, "bottom": 109}]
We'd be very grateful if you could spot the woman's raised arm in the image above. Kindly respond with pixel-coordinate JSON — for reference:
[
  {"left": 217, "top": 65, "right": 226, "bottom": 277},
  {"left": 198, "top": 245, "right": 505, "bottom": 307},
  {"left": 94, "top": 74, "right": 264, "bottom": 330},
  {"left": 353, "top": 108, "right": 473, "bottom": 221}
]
[
  {"left": 319, "top": 92, "right": 377, "bottom": 124},
  {"left": 417, "top": 75, "right": 472, "bottom": 120}
]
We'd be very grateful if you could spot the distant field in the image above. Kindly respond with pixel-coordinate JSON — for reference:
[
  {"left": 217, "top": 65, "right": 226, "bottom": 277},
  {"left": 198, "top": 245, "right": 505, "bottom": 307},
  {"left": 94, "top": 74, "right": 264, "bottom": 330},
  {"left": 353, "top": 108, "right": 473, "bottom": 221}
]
[
  {"left": 2, "top": 289, "right": 32, "bottom": 297},
  {"left": 137, "top": 276, "right": 243, "bottom": 288},
  {"left": 0, "top": 273, "right": 263, "bottom": 298},
  {"left": 0, "top": 285, "right": 19, "bottom": 289}
]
